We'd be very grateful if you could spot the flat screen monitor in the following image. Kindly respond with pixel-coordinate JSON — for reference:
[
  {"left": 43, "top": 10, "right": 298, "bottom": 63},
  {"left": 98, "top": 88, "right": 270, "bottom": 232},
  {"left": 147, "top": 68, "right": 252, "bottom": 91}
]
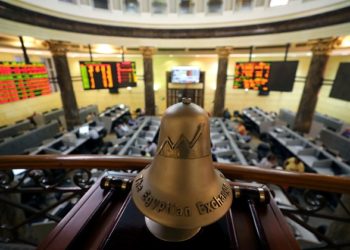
[
  {"left": 171, "top": 66, "right": 200, "bottom": 84},
  {"left": 79, "top": 125, "right": 90, "bottom": 137},
  {"left": 268, "top": 61, "right": 298, "bottom": 92},
  {"left": 329, "top": 63, "right": 350, "bottom": 101},
  {"left": 80, "top": 61, "right": 137, "bottom": 90},
  {"left": 0, "top": 62, "right": 51, "bottom": 104},
  {"left": 233, "top": 62, "right": 270, "bottom": 94},
  {"left": 233, "top": 61, "right": 298, "bottom": 93},
  {"left": 13, "top": 169, "right": 26, "bottom": 175}
]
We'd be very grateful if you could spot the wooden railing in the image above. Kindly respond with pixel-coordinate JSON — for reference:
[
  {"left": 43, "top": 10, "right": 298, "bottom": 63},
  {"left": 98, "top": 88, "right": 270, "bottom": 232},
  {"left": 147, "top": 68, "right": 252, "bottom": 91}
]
[{"left": 1, "top": 155, "right": 349, "bottom": 194}]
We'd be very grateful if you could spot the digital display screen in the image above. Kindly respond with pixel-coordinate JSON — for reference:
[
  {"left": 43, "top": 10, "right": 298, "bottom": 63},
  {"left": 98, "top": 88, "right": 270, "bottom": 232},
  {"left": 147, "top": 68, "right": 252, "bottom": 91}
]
[
  {"left": 233, "top": 61, "right": 298, "bottom": 94},
  {"left": 171, "top": 66, "right": 200, "bottom": 84},
  {"left": 116, "top": 61, "right": 137, "bottom": 87},
  {"left": 0, "top": 62, "right": 51, "bottom": 104},
  {"left": 233, "top": 62, "right": 270, "bottom": 91},
  {"left": 268, "top": 61, "right": 298, "bottom": 92},
  {"left": 80, "top": 61, "right": 137, "bottom": 90},
  {"left": 80, "top": 62, "right": 115, "bottom": 90},
  {"left": 329, "top": 63, "right": 350, "bottom": 101}
]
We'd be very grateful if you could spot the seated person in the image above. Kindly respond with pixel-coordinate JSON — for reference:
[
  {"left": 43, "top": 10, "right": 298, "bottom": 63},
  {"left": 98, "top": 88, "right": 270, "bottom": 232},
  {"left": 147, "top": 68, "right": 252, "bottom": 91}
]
[
  {"left": 89, "top": 127, "right": 100, "bottom": 140},
  {"left": 120, "top": 122, "right": 130, "bottom": 133},
  {"left": 85, "top": 112, "right": 95, "bottom": 123},
  {"left": 257, "top": 142, "right": 270, "bottom": 161},
  {"left": 144, "top": 140, "right": 157, "bottom": 157},
  {"left": 237, "top": 122, "right": 247, "bottom": 135},
  {"left": 114, "top": 123, "right": 127, "bottom": 138},
  {"left": 141, "top": 150, "right": 150, "bottom": 157},
  {"left": 284, "top": 157, "right": 305, "bottom": 173},
  {"left": 223, "top": 108, "right": 231, "bottom": 120},
  {"left": 135, "top": 108, "right": 145, "bottom": 118},
  {"left": 237, "top": 122, "right": 251, "bottom": 143},
  {"left": 257, "top": 154, "right": 277, "bottom": 169},
  {"left": 341, "top": 128, "right": 350, "bottom": 139}
]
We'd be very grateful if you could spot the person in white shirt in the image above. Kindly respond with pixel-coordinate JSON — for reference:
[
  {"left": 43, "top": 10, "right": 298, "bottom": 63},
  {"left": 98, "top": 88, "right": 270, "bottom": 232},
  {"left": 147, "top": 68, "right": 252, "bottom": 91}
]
[
  {"left": 258, "top": 154, "right": 277, "bottom": 169},
  {"left": 144, "top": 141, "right": 157, "bottom": 157},
  {"left": 89, "top": 128, "right": 100, "bottom": 140}
]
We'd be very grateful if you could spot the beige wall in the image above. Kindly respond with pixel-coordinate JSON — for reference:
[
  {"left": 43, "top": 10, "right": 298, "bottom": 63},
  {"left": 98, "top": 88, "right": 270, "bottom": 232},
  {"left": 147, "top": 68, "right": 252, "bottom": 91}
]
[{"left": 1, "top": 52, "right": 350, "bottom": 126}]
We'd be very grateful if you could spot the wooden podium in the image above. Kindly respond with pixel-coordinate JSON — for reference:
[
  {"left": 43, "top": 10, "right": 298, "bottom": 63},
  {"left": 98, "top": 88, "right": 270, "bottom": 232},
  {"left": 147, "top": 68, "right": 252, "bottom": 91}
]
[{"left": 38, "top": 174, "right": 300, "bottom": 250}]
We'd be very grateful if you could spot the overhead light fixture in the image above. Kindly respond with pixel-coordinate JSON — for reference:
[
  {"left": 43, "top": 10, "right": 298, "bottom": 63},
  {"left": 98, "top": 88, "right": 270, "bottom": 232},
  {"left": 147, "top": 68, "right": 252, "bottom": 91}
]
[
  {"left": 269, "top": 0, "right": 289, "bottom": 7},
  {"left": 153, "top": 83, "right": 160, "bottom": 91},
  {"left": 94, "top": 44, "right": 116, "bottom": 54},
  {"left": 340, "top": 35, "right": 350, "bottom": 47}
]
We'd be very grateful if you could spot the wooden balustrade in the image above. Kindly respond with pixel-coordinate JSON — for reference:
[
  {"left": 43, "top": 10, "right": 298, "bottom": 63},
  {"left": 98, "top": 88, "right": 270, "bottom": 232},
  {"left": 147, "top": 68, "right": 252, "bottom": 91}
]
[{"left": 0, "top": 155, "right": 349, "bottom": 194}]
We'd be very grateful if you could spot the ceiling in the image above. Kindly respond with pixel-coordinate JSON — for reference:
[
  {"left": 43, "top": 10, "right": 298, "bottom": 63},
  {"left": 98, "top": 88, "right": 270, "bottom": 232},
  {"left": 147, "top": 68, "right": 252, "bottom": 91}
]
[{"left": 0, "top": 0, "right": 349, "bottom": 50}]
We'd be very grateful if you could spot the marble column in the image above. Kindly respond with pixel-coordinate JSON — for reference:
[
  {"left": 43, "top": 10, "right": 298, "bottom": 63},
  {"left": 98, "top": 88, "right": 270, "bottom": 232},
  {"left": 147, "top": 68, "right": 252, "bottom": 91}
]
[
  {"left": 140, "top": 47, "right": 156, "bottom": 115},
  {"left": 47, "top": 40, "right": 80, "bottom": 131},
  {"left": 294, "top": 39, "right": 340, "bottom": 133},
  {"left": 213, "top": 47, "right": 232, "bottom": 117}
]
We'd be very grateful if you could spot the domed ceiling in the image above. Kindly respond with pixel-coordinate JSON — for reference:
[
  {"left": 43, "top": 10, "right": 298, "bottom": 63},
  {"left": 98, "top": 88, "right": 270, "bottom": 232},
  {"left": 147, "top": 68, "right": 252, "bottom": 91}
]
[{"left": 0, "top": 0, "right": 349, "bottom": 49}]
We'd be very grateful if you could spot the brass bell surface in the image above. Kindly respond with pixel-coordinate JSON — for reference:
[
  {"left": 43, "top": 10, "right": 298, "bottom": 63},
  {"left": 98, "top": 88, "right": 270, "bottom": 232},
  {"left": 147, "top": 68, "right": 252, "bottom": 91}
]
[{"left": 132, "top": 98, "right": 233, "bottom": 241}]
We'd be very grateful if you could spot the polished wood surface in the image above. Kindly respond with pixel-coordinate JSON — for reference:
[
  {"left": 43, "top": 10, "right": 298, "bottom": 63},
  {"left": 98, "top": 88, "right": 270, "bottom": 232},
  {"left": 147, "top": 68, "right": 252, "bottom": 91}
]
[
  {"left": 1, "top": 155, "right": 350, "bottom": 194},
  {"left": 38, "top": 177, "right": 300, "bottom": 250}
]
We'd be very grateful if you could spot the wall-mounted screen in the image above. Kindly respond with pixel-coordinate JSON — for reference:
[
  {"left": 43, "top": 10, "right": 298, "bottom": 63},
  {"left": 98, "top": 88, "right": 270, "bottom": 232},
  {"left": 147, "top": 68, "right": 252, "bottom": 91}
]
[
  {"left": 171, "top": 66, "right": 200, "bottom": 84},
  {"left": 268, "top": 61, "right": 298, "bottom": 92},
  {"left": 80, "top": 61, "right": 137, "bottom": 90},
  {"left": 234, "top": 62, "right": 270, "bottom": 94},
  {"left": 0, "top": 62, "right": 51, "bottom": 104},
  {"left": 80, "top": 62, "right": 114, "bottom": 90},
  {"left": 116, "top": 61, "right": 137, "bottom": 87},
  {"left": 233, "top": 61, "right": 298, "bottom": 94},
  {"left": 329, "top": 63, "right": 350, "bottom": 101}
]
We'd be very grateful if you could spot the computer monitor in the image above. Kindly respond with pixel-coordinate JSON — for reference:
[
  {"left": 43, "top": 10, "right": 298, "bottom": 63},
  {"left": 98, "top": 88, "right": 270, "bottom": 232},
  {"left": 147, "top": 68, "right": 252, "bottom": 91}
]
[
  {"left": 171, "top": 66, "right": 200, "bottom": 84},
  {"left": 13, "top": 169, "right": 26, "bottom": 175},
  {"left": 79, "top": 125, "right": 90, "bottom": 138}
]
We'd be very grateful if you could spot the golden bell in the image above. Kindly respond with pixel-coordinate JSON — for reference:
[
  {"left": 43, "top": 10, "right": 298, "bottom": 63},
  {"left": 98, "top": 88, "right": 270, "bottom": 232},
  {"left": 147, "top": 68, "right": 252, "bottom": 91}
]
[{"left": 131, "top": 98, "right": 233, "bottom": 242}]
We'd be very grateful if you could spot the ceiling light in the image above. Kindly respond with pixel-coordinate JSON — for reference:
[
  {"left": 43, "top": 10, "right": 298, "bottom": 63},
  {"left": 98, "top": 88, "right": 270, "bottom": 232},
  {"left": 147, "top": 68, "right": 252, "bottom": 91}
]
[
  {"left": 94, "top": 44, "right": 116, "bottom": 54},
  {"left": 153, "top": 83, "right": 160, "bottom": 91},
  {"left": 269, "top": 0, "right": 288, "bottom": 7},
  {"left": 340, "top": 35, "right": 350, "bottom": 47}
]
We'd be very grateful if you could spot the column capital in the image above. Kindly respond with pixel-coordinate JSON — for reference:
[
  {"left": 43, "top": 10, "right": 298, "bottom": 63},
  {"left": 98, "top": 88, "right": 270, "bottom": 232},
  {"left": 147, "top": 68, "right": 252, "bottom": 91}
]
[
  {"left": 311, "top": 38, "right": 341, "bottom": 56},
  {"left": 216, "top": 47, "right": 233, "bottom": 58},
  {"left": 140, "top": 47, "right": 157, "bottom": 59},
  {"left": 45, "top": 40, "right": 70, "bottom": 56}
]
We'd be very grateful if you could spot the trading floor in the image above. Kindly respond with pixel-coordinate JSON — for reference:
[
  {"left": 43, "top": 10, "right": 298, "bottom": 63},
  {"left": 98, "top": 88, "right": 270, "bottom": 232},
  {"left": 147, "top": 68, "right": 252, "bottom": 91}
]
[{"left": 0, "top": 1, "right": 350, "bottom": 249}]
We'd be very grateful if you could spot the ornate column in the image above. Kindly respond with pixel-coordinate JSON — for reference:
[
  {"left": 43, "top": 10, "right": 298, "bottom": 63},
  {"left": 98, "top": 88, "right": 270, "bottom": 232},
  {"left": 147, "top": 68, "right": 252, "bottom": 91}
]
[
  {"left": 47, "top": 40, "right": 80, "bottom": 131},
  {"left": 213, "top": 47, "right": 232, "bottom": 117},
  {"left": 294, "top": 39, "right": 340, "bottom": 133},
  {"left": 140, "top": 47, "right": 156, "bottom": 115}
]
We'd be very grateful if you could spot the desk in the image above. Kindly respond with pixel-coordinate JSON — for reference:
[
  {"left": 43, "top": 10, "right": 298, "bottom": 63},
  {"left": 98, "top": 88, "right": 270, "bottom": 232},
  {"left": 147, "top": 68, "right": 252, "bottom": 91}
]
[
  {"left": 0, "top": 119, "right": 32, "bottom": 139},
  {"left": 38, "top": 174, "right": 300, "bottom": 250},
  {"left": 269, "top": 126, "right": 350, "bottom": 176},
  {"left": 243, "top": 108, "right": 274, "bottom": 134},
  {"left": 31, "top": 125, "right": 105, "bottom": 155},
  {"left": 100, "top": 106, "right": 130, "bottom": 133}
]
